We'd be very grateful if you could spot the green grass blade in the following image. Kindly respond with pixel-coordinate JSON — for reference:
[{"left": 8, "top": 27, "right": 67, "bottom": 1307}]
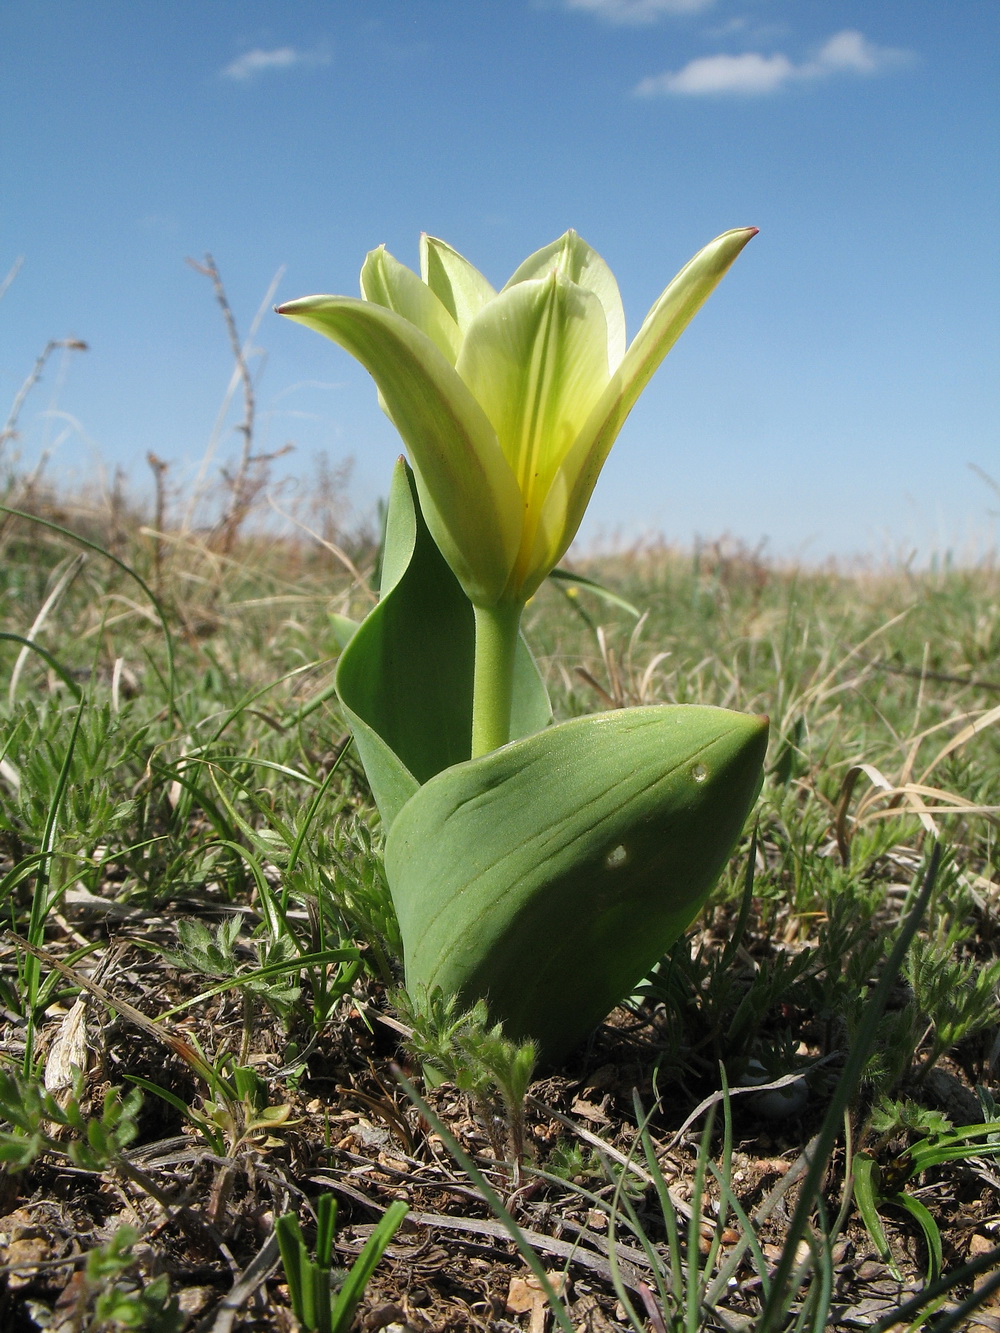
[
  {"left": 756, "top": 842, "right": 942, "bottom": 1331},
  {"left": 328, "top": 1199, "right": 408, "bottom": 1332},
  {"left": 547, "top": 566, "right": 641, "bottom": 618},
  {"left": 392, "top": 1066, "right": 575, "bottom": 1333},
  {"left": 315, "top": 1192, "right": 337, "bottom": 1270},
  {"left": 274, "top": 1211, "right": 308, "bottom": 1325},
  {"left": 22, "top": 697, "right": 86, "bottom": 1070},
  {"left": 0, "top": 505, "right": 179, "bottom": 725},
  {"left": 287, "top": 736, "right": 352, "bottom": 875},
  {"left": 0, "top": 632, "right": 82, "bottom": 699}
]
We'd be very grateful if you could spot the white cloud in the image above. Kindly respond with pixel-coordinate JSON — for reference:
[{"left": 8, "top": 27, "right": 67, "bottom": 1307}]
[
  {"left": 565, "top": 0, "right": 714, "bottom": 24},
  {"left": 635, "top": 29, "right": 915, "bottom": 96},
  {"left": 637, "top": 51, "right": 793, "bottom": 95},
  {"left": 220, "top": 46, "right": 330, "bottom": 81},
  {"left": 814, "top": 29, "right": 910, "bottom": 75}
]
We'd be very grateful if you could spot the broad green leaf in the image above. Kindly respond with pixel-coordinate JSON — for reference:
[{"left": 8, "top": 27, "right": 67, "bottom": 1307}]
[
  {"left": 505, "top": 229, "right": 626, "bottom": 372},
  {"left": 546, "top": 227, "right": 758, "bottom": 564},
  {"left": 386, "top": 704, "right": 768, "bottom": 1061},
  {"left": 420, "top": 235, "right": 497, "bottom": 333},
  {"left": 277, "top": 294, "right": 521, "bottom": 607},
  {"left": 336, "top": 460, "right": 550, "bottom": 827},
  {"left": 361, "top": 245, "right": 461, "bottom": 364}
]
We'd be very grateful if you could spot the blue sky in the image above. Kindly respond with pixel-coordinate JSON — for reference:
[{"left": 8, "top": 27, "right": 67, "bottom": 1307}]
[{"left": 2, "top": 0, "right": 997, "bottom": 562}]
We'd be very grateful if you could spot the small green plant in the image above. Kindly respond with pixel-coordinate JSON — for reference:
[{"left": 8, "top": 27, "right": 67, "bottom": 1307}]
[
  {"left": 905, "top": 932, "right": 1000, "bottom": 1076},
  {"left": 0, "top": 1065, "right": 141, "bottom": 1172},
  {"left": 854, "top": 1094, "right": 1000, "bottom": 1281},
  {"left": 85, "top": 1225, "right": 184, "bottom": 1333},
  {"left": 129, "top": 1053, "right": 296, "bottom": 1159},
  {"left": 161, "top": 913, "right": 303, "bottom": 1027},
  {"left": 545, "top": 1137, "right": 606, "bottom": 1185},
  {"left": 274, "top": 1192, "right": 408, "bottom": 1333},
  {"left": 397, "top": 986, "right": 537, "bottom": 1167}
]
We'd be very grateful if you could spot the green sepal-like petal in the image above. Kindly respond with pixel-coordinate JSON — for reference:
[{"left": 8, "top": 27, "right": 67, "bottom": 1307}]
[
  {"left": 386, "top": 703, "right": 768, "bottom": 1061},
  {"left": 361, "top": 245, "right": 462, "bottom": 364},
  {"left": 420, "top": 235, "right": 497, "bottom": 335},
  {"left": 336, "top": 459, "right": 551, "bottom": 827},
  {"left": 505, "top": 230, "right": 626, "bottom": 372},
  {"left": 277, "top": 293, "right": 522, "bottom": 607},
  {"left": 543, "top": 227, "right": 758, "bottom": 570},
  {"left": 456, "top": 271, "right": 609, "bottom": 601}
]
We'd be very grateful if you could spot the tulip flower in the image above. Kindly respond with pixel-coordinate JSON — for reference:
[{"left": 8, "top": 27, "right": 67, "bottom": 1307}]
[{"left": 279, "top": 227, "right": 756, "bottom": 754}]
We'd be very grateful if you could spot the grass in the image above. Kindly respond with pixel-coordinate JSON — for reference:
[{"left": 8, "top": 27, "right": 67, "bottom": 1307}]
[{"left": 0, "top": 496, "right": 998, "bottom": 1331}]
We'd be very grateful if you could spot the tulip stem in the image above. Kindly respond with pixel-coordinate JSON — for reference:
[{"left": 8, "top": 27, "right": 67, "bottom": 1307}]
[{"left": 471, "top": 602, "right": 524, "bottom": 757}]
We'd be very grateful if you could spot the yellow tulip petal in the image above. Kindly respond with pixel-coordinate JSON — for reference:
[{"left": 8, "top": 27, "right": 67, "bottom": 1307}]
[
  {"left": 504, "top": 230, "right": 626, "bottom": 373},
  {"left": 552, "top": 227, "right": 758, "bottom": 562},
  {"left": 420, "top": 235, "right": 497, "bottom": 334},
  {"left": 278, "top": 294, "right": 521, "bottom": 605},
  {"left": 456, "top": 271, "right": 610, "bottom": 598},
  {"left": 361, "top": 245, "right": 461, "bottom": 364},
  {"left": 508, "top": 467, "right": 571, "bottom": 603}
]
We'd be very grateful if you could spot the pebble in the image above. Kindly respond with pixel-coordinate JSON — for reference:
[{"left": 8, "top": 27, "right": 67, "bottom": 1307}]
[{"left": 739, "top": 1060, "right": 809, "bottom": 1120}]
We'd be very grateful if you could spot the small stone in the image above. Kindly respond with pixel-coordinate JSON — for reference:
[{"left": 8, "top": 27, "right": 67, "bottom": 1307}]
[
  {"left": 857, "top": 1260, "right": 885, "bottom": 1280},
  {"left": 6, "top": 1235, "right": 49, "bottom": 1290},
  {"left": 365, "top": 1303, "right": 406, "bottom": 1331},
  {"left": 177, "top": 1287, "right": 214, "bottom": 1316}
]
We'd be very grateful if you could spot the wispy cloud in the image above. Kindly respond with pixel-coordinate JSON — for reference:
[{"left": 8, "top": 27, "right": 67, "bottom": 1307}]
[
  {"left": 565, "top": 0, "right": 714, "bottom": 24},
  {"left": 635, "top": 29, "right": 915, "bottom": 96},
  {"left": 220, "top": 46, "right": 330, "bottom": 82}
]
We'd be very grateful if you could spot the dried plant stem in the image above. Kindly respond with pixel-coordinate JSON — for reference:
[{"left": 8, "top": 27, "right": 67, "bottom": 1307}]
[
  {"left": 184, "top": 255, "right": 288, "bottom": 551},
  {"left": 1, "top": 338, "right": 88, "bottom": 456}
]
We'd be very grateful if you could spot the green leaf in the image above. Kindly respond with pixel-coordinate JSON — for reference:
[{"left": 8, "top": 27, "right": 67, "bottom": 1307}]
[
  {"left": 386, "top": 704, "right": 768, "bottom": 1061},
  {"left": 548, "top": 566, "right": 641, "bottom": 619},
  {"left": 853, "top": 1152, "right": 901, "bottom": 1277},
  {"left": 336, "top": 459, "right": 550, "bottom": 827},
  {"left": 277, "top": 293, "right": 521, "bottom": 606},
  {"left": 893, "top": 1192, "right": 942, "bottom": 1283}
]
